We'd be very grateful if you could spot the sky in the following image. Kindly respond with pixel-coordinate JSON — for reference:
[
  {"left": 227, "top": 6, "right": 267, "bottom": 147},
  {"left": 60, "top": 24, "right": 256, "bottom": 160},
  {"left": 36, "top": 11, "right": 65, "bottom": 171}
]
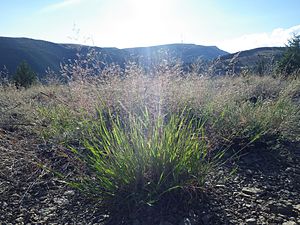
[{"left": 0, "top": 0, "right": 300, "bottom": 53}]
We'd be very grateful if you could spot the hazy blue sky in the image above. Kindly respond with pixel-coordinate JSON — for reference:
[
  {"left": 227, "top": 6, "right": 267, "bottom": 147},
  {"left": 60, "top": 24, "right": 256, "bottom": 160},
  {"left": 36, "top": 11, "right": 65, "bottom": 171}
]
[{"left": 1, "top": 0, "right": 300, "bottom": 52}]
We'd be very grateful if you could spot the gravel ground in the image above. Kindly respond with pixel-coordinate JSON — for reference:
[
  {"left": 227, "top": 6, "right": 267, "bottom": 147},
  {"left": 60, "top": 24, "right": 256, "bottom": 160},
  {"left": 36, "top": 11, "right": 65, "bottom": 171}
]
[{"left": 0, "top": 127, "right": 299, "bottom": 225}]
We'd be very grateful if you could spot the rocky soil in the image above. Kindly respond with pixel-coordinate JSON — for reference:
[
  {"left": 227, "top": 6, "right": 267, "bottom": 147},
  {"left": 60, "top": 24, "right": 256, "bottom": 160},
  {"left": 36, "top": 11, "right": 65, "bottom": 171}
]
[{"left": 0, "top": 127, "right": 299, "bottom": 225}]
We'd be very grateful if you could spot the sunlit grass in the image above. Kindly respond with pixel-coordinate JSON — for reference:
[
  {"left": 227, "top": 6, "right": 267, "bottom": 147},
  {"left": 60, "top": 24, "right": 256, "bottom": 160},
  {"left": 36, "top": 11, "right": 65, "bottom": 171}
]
[
  {"left": 65, "top": 106, "right": 218, "bottom": 217},
  {"left": 1, "top": 63, "right": 299, "bottom": 221}
]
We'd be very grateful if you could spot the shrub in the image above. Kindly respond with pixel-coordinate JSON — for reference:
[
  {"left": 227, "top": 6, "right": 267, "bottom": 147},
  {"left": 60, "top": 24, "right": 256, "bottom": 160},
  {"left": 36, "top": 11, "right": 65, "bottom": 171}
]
[
  {"left": 12, "top": 61, "right": 37, "bottom": 88},
  {"left": 277, "top": 35, "right": 300, "bottom": 76}
]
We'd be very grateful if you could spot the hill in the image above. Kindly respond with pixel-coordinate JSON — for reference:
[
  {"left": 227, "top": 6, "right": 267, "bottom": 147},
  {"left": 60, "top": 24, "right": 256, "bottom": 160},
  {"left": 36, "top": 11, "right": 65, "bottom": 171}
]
[
  {"left": 0, "top": 37, "right": 228, "bottom": 78},
  {"left": 0, "top": 37, "right": 129, "bottom": 78},
  {"left": 124, "top": 43, "right": 228, "bottom": 66},
  {"left": 0, "top": 37, "right": 76, "bottom": 77},
  {"left": 211, "top": 47, "right": 286, "bottom": 75},
  {"left": 0, "top": 37, "right": 287, "bottom": 78}
]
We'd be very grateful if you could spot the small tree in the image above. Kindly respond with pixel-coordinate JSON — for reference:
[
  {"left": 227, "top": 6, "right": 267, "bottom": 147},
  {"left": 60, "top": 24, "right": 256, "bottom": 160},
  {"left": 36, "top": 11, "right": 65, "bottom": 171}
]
[
  {"left": 12, "top": 61, "right": 37, "bottom": 88},
  {"left": 277, "top": 34, "right": 300, "bottom": 75}
]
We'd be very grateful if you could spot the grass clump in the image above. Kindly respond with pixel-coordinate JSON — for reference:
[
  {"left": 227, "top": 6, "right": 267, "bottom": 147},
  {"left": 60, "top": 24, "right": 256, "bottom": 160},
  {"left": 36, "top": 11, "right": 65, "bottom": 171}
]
[
  {"left": 204, "top": 94, "right": 300, "bottom": 150},
  {"left": 37, "top": 105, "right": 82, "bottom": 143},
  {"left": 68, "top": 106, "right": 217, "bottom": 219}
]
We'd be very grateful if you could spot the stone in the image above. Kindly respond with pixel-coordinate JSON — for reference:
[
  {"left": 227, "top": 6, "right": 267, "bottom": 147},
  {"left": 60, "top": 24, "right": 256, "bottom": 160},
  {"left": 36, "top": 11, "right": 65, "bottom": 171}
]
[
  {"left": 258, "top": 216, "right": 266, "bottom": 223},
  {"left": 293, "top": 204, "right": 300, "bottom": 212},
  {"left": 15, "top": 217, "right": 24, "bottom": 223},
  {"left": 229, "top": 219, "right": 237, "bottom": 224},
  {"left": 242, "top": 187, "right": 264, "bottom": 195},
  {"left": 282, "top": 221, "right": 296, "bottom": 225},
  {"left": 64, "top": 190, "right": 75, "bottom": 196},
  {"left": 245, "top": 218, "right": 256, "bottom": 225},
  {"left": 215, "top": 184, "right": 225, "bottom": 188},
  {"left": 239, "top": 192, "right": 252, "bottom": 198},
  {"left": 53, "top": 197, "right": 69, "bottom": 205},
  {"left": 40, "top": 206, "right": 57, "bottom": 216}
]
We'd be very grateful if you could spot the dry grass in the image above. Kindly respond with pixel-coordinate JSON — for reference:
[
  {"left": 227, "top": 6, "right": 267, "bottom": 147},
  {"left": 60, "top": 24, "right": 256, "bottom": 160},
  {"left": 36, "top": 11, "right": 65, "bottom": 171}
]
[
  {"left": 1, "top": 65, "right": 299, "bottom": 146},
  {"left": 1, "top": 63, "right": 299, "bottom": 222}
]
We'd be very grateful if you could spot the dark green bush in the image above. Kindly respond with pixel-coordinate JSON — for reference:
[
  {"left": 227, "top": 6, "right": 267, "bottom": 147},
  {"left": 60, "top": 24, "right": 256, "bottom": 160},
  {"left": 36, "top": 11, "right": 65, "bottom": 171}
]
[
  {"left": 12, "top": 61, "right": 37, "bottom": 88},
  {"left": 277, "top": 35, "right": 300, "bottom": 76}
]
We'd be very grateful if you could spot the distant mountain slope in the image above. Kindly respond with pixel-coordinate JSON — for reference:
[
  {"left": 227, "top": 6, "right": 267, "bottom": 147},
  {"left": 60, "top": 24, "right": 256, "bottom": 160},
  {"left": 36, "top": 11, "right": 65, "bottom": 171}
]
[
  {"left": 124, "top": 44, "right": 228, "bottom": 65},
  {"left": 0, "top": 37, "right": 286, "bottom": 78},
  {"left": 0, "top": 37, "right": 229, "bottom": 78},
  {"left": 60, "top": 44, "right": 129, "bottom": 67},
  {"left": 0, "top": 37, "right": 76, "bottom": 77},
  {"left": 211, "top": 47, "right": 286, "bottom": 75},
  {"left": 0, "top": 37, "right": 129, "bottom": 78}
]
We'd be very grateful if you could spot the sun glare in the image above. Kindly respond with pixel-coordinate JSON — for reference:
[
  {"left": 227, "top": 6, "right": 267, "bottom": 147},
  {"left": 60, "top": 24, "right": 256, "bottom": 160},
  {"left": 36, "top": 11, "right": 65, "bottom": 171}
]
[{"left": 125, "top": 0, "right": 175, "bottom": 46}]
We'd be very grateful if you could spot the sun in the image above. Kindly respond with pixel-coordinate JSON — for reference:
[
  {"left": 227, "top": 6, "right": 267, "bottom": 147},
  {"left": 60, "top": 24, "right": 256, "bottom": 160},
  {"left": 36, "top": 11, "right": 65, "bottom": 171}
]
[
  {"left": 97, "top": 0, "right": 182, "bottom": 48},
  {"left": 125, "top": 0, "right": 175, "bottom": 46}
]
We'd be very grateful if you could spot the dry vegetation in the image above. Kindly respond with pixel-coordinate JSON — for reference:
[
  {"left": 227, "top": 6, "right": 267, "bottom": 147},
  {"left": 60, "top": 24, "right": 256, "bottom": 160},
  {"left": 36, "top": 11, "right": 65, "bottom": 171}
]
[{"left": 0, "top": 62, "right": 300, "bottom": 224}]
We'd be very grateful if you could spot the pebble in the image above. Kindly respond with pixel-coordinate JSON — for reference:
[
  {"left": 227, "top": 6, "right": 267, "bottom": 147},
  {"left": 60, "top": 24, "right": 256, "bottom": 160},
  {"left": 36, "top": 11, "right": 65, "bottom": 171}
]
[
  {"left": 215, "top": 184, "right": 225, "bottom": 188},
  {"left": 242, "top": 187, "right": 264, "bottom": 195},
  {"left": 53, "top": 197, "right": 69, "bottom": 205},
  {"left": 293, "top": 204, "right": 300, "bottom": 212},
  {"left": 245, "top": 218, "right": 256, "bottom": 225},
  {"left": 258, "top": 215, "right": 265, "bottom": 223},
  {"left": 282, "top": 221, "right": 297, "bottom": 225},
  {"left": 1, "top": 139, "right": 300, "bottom": 225},
  {"left": 239, "top": 192, "right": 252, "bottom": 198},
  {"left": 245, "top": 204, "right": 252, "bottom": 208},
  {"left": 64, "top": 190, "right": 75, "bottom": 196},
  {"left": 15, "top": 217, "right": 24, "bottom": 223}
]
